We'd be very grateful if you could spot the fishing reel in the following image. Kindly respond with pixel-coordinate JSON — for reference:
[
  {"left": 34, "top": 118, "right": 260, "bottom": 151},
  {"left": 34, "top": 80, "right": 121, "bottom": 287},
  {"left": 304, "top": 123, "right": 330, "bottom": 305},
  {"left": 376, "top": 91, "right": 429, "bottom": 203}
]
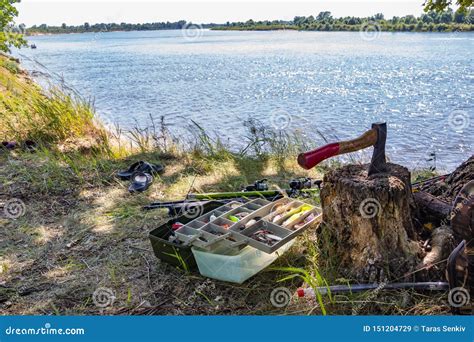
[
  {"left": 289, "top": 178, "right": 323, "bottom": 191},
  {"left": 289, "top": 178, "right": 312, "bottom": 190},
  {"left": 243, "top": 179, "right": 269, "bottom": 192}
]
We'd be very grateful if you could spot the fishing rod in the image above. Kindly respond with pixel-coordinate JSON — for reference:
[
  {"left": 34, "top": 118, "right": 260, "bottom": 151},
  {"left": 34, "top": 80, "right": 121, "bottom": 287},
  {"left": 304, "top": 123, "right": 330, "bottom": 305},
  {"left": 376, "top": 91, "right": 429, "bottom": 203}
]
[
  {"left": 296, "top": 281, "right": 449, "bottom": 297},
  {"left": 187, "top": 188, "right": 319, "bottom": 200},
  {"left": 144, "top": 172, "right": 448, "bottom": 212},
  {"left": 187, "top": 178, "right": 322, "bottom": 200},
  {"left": 144, "top": 178, "right": 321, "bottom": 211},
  {"left": 412, "top": 173, "right": 450, "bottom": 190}
]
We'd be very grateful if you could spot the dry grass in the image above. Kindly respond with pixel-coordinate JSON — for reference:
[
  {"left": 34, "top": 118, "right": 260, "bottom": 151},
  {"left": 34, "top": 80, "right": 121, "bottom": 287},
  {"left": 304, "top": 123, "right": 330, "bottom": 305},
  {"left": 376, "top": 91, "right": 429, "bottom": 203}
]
[
  {"left": 0, "top": 149, "right": 450, "bottom": 315},
  {"left": 0, "top": 54, "right": 452, "bottom": 315}
]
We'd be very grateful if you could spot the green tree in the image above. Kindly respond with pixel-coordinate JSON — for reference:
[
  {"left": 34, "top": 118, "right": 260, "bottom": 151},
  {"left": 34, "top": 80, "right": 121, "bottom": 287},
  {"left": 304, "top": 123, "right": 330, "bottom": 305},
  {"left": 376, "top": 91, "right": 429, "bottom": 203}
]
[
  {"left": 403, "top": 15, "right": 417, "bottom": 24},
  {"left": 0, "top": 0, "right": 27, "bottom": 52},
  {"left": 374, "top": 13, "right": 385, "bottom": 20},
  {"left": 424, "top": 0, "right": 473, "bottom": 13},
  {"left": 421, "top": 13, "right": 434, "bottom": 22},
  {"left": 316, "top": 11, "right": 333, "bottom": 23},
  {"left": 293, "top": 16, "right": 306, "bottom": 26},
  {"left": 440, "top": 8, "right": 454, "bottom": 22}
]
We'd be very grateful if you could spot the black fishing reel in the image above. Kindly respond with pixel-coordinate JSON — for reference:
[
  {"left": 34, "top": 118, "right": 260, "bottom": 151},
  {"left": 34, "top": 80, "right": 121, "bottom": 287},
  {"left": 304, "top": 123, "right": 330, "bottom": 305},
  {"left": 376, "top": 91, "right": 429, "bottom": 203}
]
[
  {"left": 244, "top": 179, "right": 269, "bottom": 192},
  {"left": 289, "top": 178, "right": 312, "bottom": 190},
  {"left": 289, "top": 178, "right": 323, "bottom": 190}
]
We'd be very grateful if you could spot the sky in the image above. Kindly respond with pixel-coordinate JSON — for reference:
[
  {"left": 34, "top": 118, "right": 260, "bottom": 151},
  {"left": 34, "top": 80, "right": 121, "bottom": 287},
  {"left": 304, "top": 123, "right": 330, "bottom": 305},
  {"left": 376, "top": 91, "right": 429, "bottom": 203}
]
[{"left": 16, "top": 0, "right": 429, "bottom": 26}]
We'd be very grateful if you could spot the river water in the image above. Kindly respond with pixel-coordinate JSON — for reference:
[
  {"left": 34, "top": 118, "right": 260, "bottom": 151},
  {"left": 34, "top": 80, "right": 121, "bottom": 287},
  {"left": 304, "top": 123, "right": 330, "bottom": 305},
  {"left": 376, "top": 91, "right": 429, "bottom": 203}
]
[{"left": 18, "top": 29, "right": 473, "bottom": 171}]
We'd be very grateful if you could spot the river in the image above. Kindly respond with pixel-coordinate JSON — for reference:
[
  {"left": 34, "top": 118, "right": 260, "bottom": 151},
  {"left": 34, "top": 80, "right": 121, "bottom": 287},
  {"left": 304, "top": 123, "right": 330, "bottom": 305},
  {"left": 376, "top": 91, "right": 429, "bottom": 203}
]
[{"left": 18, "top": 29, "right": 473, "bottom": 171}]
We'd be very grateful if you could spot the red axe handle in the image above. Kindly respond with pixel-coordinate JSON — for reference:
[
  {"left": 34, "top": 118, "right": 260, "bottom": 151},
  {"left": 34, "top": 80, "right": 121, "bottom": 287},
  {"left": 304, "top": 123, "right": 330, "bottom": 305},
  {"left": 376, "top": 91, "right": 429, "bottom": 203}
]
[{"left": 297, "top": 128, "right": 378, "bottom": 170}]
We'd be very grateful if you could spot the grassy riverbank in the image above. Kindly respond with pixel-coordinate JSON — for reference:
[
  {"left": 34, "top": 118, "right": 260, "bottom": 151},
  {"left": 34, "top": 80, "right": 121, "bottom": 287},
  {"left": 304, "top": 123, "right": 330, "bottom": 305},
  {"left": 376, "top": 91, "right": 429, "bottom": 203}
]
[{"left": 0, "top": 54, "right": 447, "bottom": 315}]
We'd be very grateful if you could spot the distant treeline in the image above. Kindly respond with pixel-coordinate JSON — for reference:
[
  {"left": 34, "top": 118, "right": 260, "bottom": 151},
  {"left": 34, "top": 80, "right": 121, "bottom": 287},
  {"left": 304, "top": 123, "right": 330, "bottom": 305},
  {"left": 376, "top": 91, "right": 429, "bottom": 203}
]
[
  {"left": 26, "top": 9, "right": 473, "bottom": 35},
  {"left": 27, "top": 21, "right": 219, "bottom": 35},
  {"left": 213, "top": 9, "right": 474, "bottom": 32}
]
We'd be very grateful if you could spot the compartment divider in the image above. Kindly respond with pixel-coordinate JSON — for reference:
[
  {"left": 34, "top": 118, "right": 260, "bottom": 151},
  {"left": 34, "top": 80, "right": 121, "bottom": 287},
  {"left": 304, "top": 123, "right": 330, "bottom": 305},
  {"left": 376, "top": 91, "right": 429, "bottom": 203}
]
[{"left": 175, "top": 198, "right": 321, "bottom": 254}]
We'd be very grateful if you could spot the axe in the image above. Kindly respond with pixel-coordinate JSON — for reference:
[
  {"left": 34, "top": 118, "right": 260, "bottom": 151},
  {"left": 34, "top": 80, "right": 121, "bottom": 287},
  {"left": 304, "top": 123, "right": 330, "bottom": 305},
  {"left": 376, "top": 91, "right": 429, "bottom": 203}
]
[{"left": 298, "top": 122, "right": 387, "bottom": 176}]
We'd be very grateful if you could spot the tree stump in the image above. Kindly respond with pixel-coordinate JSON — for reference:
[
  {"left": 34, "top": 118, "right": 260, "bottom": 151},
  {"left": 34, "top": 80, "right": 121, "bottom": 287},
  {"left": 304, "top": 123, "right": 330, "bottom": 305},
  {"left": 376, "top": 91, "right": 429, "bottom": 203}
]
[{"left": 320, "top": 163, "right": 422, "bottom": 282}]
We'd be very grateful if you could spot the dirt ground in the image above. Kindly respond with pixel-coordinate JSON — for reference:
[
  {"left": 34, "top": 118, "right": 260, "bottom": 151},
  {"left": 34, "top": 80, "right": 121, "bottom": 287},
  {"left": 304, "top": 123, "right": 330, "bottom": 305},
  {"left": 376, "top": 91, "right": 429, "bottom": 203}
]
[{"left": 0, "top": 149, "right": 452, "bottom": 315}]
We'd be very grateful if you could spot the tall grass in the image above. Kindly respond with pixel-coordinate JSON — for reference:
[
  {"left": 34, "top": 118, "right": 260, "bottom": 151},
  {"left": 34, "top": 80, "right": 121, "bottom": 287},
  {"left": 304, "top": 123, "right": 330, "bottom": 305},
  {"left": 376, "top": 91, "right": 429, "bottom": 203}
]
[
  {"left": 1, "top": 53, "right": 315, "bottom": 167},
  {"left": 0, "top": 55, "right": 106, "bottom": 147}
]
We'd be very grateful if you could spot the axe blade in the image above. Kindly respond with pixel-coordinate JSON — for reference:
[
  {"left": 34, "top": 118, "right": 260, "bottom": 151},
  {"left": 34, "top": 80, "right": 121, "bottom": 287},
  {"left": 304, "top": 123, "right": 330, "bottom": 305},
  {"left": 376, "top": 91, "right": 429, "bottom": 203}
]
[{"left": 368, "top": 122, "right": 387, "bottom": 176}]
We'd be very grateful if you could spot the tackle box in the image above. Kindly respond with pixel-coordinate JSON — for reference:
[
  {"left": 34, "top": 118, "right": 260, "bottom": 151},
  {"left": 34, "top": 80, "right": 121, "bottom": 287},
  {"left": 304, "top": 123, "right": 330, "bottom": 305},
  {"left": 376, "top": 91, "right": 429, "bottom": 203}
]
[
  {"left": 174, "top": 198, "right": 322, "bottom": 254},
  {"left": 192, "top": 240, "right": 295, "bottom": 284},
  {"left": 148, "top": 201, "right": 225, "bottom": 270}
]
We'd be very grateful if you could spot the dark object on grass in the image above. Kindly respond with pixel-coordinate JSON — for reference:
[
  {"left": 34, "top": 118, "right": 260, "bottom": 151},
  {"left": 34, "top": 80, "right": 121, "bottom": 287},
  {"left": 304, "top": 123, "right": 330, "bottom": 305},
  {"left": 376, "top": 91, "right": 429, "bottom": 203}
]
[
  {"left": 23, "top": 140, "right": 37, "bottom": 152},
  {"left": 1, "top": 141, "right": 17, "bottom": 150},
  {"left": 128, "top": 171, "right": 154, "bottom": 193},
  {"left": 1, "top": 140, "right": 37, "bottom": 152},
  {"left": 117, "top": 161, "right": 164, "bottom": 180},
  {"left": 298, "top": 122, "right": 387, "bottom": 176},
  {"left": 314, "top": 180, "right": 323, "bottom": 189},
  {"left": 244, "top": 179, "right": 268, "bottom": 192},
  {"left": 289, "top": 177, "right": 314, "bottom": 190}
]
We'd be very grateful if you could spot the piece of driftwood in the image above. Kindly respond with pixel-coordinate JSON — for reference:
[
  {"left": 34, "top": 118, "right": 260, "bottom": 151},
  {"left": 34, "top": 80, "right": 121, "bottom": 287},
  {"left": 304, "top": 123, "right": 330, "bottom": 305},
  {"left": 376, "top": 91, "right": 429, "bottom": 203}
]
[
  {"left": 416, "top": 226, "right": 455, "bottom": 281},
  {"left": 420, "top": 227, "right": 455, "bottom": 267},
  {"left": 413, "top": 191, "right": 451, "bottom": 225},
  {"left": 320, "top": 163, "right": 421, "bottom": 282}
]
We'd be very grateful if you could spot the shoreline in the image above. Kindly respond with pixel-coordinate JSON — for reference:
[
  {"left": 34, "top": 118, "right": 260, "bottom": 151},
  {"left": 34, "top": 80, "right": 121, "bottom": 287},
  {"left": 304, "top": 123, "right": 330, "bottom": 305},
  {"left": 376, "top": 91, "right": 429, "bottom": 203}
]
[
  {"left": 27, "top": 29, "right": 474, "bottom": 36},
  {"left": 26, "top": 25, "right": 474, "bottom": 36}
]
